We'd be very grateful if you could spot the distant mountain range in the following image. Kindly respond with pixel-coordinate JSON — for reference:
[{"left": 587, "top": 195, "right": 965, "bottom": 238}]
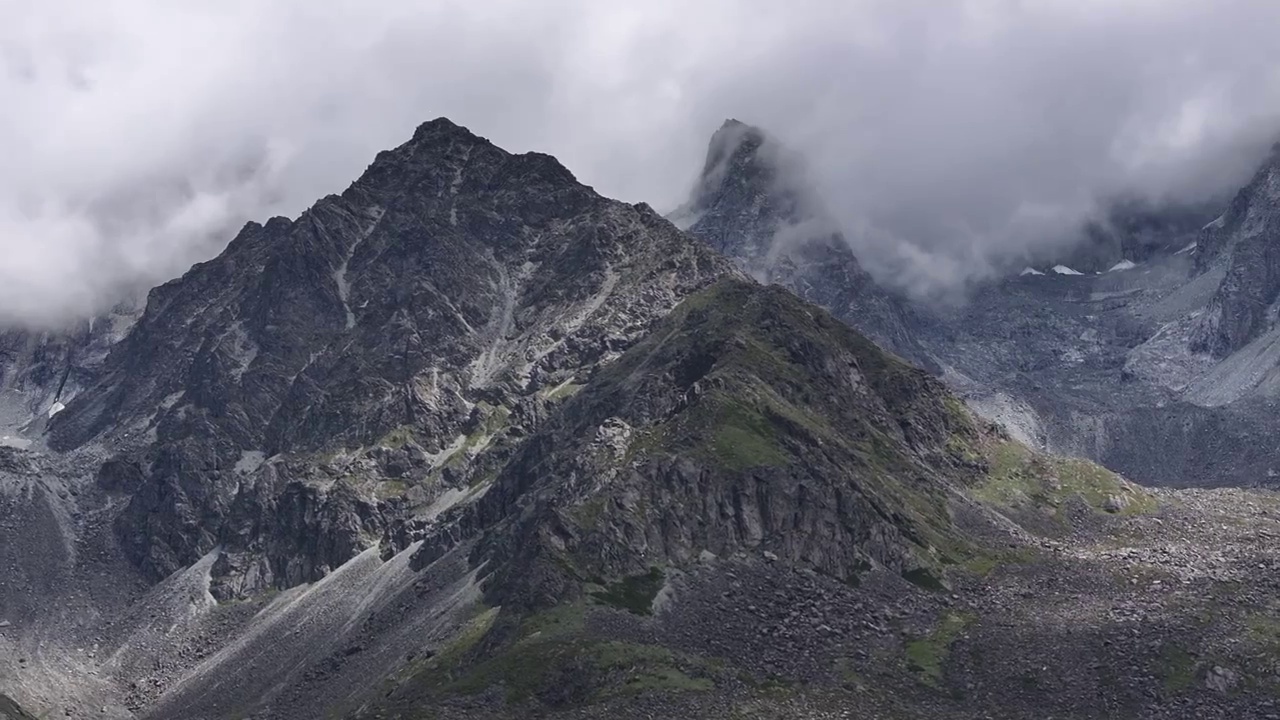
[{"left": 2, "top": 117, "right": 1280, "bottom": 719}]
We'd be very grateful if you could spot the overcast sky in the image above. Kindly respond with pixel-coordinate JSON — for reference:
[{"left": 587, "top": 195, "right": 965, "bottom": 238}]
[{"left": 4, "top": 0, "right": 1280, "bottom": 324}]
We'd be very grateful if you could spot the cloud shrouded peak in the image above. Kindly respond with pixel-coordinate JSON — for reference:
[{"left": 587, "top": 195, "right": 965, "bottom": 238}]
[{"left": 5, "top": 0, "right": 1280, "bottom": 324}]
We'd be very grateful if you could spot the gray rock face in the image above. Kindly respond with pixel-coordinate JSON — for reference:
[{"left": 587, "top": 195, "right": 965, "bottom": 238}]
[
  {"left": 422, "top": 279, "right": 983, "bottom": 611},
  {"left": 673, "top": 120, "right": 938, "bottom": 372},
  {"left": 0, "top": 297, "right": 142, "bottom": 445},
  {"left": 671, "top": 122, "right": 1280, "bottom": 490},
  {"left": 1053, "top": 197, "right": 1219, "bottom": 274},
  {"left": 48, "top": 117, "right": 733, "bottom": 592},
  {"left": 1192, "top": 145, "right": 1280, "bottom": 357},
  {"left": 7, "top": 116, "right": 1280, "bottom": 720},
  {"left": 0, "top": 694, "right": 38, "bottom": 720}
]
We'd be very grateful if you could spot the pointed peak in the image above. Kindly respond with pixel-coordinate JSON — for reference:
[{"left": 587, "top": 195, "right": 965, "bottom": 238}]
[
  {"left": 686, "top": 119, "right": 784, "bottom": 211},
  {"left": 410, "top": 116, "right": 484, "bottom": 144},
  {"left": 699, "top": 120, "right": 768, "bottom": 184},
  {"left": 709, "top": 118, "right": 765, "bottom": 148}
]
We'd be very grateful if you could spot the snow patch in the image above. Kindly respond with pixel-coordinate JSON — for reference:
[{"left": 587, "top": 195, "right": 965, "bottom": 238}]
[
  {"left": 1052, "top": 265, "right": 1084, "bottom": 276},
  {"left": 1174, "top": 241, "right": 1198, "bottom": 256},
  {"left": 1020, "top": 267, "right": 1045, "bottom": 276},
  {"left": 47, "top": 402, "right": 65, "bottom": 419},
  {"left": 1107, "top": 259, "right": 1138, "bottom": 272}
]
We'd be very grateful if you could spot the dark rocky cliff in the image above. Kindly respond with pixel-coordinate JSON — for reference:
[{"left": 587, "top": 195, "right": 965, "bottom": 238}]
[
  {"left": 1192, "top": 145, "right": 1280, "bottom": 357},
  {"left": 47, "top": 118, "right": 734, "bottom": 593},
  {"left": 673, "top": 120, "right": 938, "bottom": 373}
]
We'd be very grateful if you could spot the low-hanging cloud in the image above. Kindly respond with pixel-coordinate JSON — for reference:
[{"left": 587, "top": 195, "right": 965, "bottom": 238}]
[{"left": 4, "top": 0, "right": 1280, "bottom": 324}]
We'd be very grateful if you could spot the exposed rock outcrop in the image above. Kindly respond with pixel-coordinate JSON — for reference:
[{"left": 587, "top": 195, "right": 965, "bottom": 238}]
[
  {"left": 48, "top": 118, "right": 734, "bottom": 592},
  {"left": 673, "top": 120, "right": 938, "bottom": 373},
  {"left": 421, "top": 279, "right": 988, "bottom": 612},
  {"left": 1192, "top": 145, "right": 1280, "bottom": 357}
]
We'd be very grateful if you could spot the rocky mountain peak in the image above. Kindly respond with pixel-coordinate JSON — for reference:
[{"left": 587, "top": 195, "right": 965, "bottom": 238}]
[
  {"left": 674, "top": 119, "right": 804, "bottom": 260},
  {"left": 674, "top": 120, "right": 938, "bottom": 371},
  {"left": 44, "top": 117, "right": 733, "bottom": 589}
]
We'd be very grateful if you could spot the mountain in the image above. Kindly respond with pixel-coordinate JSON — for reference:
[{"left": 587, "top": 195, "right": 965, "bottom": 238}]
[
  {"left": 0, "top": 694, "right": 37, "bottom": 720},
  {"left": 1050, "top": 196, "right": 1221, "bottom": 275},
  {"left": 672, "top": 120, "right": 938, "bottom": 373},
  {"left": 3, "top": 118, "right": 1280, "bottom": 720},
  {"left": 673, "top": 121, "right": 1280, "bottom": 491},
  {"left": 43, "top": 117, "right": 732, "bottom": 597},
  {"left": 1191, "top": 144, "right": 1280, "bottom": 358},
  {"left": 0, "top": 296, "right": 142, "bottom": 447}
]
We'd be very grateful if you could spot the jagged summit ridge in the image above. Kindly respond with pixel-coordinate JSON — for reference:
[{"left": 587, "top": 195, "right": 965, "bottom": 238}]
[
  {"left": 674, "top": 119, "right": 938, "bottom": 372},
  {"left": 44, "top": 116, "right": 733, "bottom": 591}
]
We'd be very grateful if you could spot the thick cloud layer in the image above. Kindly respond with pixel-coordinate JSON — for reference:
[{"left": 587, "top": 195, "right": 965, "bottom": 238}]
[{"left": 3, "top": 0, "right": 1280, "bottom": 324}]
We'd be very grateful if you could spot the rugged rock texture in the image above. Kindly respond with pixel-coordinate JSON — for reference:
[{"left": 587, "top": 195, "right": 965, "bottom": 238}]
[
  {"left": 454, "top": 279, "right": 985, "bottom": 611},
  {"left": 1192, "top": 145, "right": 1280, "bottom": 357},
  {"left": 361, "top": 280, "right": 1280, "bottom": 720},
  {"left": 0, "top": 297, "right": 142, "bottom": 445},
  {"left": 47, "top": 118, "right": 733, "bottom": 594},
  {"left": 672, "top": 120, "right": 937, "bottom": 372},
  {"left": 1054, "top": 197, "right": 1219, "bottom": 274},
  {"left": 674, "top": 121, "right": 1280, "bottom": 489}
]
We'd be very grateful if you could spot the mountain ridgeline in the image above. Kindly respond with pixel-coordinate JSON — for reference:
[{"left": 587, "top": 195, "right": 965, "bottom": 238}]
[
  {"left": 672, "top": 119, "right": 939, "bottom": 373},
  {"left": 47, "top": 118, "right": 732, "bottom": 594},
  {"left": 1, "top": 118, "right": 1280, "bottom": 720}
]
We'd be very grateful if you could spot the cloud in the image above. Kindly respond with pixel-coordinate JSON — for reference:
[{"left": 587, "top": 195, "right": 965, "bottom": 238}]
[{"left": 3, "top": 0, "right": 1280, "bottom": 323}]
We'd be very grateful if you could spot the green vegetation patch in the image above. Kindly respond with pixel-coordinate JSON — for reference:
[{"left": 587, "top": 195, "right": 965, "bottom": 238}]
[
  {"left": 959, "top": 546, "right": 1042, "bottom": 577},
  {"left": 1244, "top": 610, "right": 1280, "bottom": 665},
  {"left": 437, "top": 606, "right": 500, "bottom": 667},
  {"left": 404, "top": 602, "right": 715, "bottom": 708},
  {"left": 972, "top": 440, "right": 1157, "bottom": 521},
  {"left": 1158, "top": 643, "right": 1198, "bottom": 694},
  {"left": 905, "top": 611, "right": 976, "bottom": 688},
  {"left": 699, "top": 392, "right": 790, "bottom": 471},
  {"left": 455, "top": 403, "right": 511, "bottom": 462},
  {"left": 943, "top": 396, "right": 983, "bottom": 464},
  {"left": 590, "top": 567, "right": 665, "bottom": 615},
  {"left": 377, "top": 424, "right": 416, "bottom": 449},
  {"left": 571, "top": 496, "right": 608, "bottom": 530},
  {"left": 375, "top": 480, "right": 410, "bottom": 500}
]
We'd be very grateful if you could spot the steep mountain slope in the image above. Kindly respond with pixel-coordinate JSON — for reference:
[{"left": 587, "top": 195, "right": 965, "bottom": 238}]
[
  {"left": 1191, "top": 144, "right": 1280, "bottom": 358},
  {"left": 0, "top": 296, "right": 142, "bottom": 447},
  {"left": 349, "top": 281, "right": 1280, "bottom": 720},
  {"left": 444, "top": 279, "right": 990, "bottom": 604},
  {"left": 935, "top": 142, "right": 1280, "bottom": 489},
  {"left": 675, "top": 120, "right": 1280, "bottom": 488},
  {"left": 1052, "top": 197, "right": 1221, "bottom": 274},
  {"left": 41, "top": 118, "right": 732, "bottom": 597},
  {"left": 4, "top": 117, "right": 1280, "bottom": 720},
  {"left": 672, "top": 120, "right": 937, "bottom": 373}
]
